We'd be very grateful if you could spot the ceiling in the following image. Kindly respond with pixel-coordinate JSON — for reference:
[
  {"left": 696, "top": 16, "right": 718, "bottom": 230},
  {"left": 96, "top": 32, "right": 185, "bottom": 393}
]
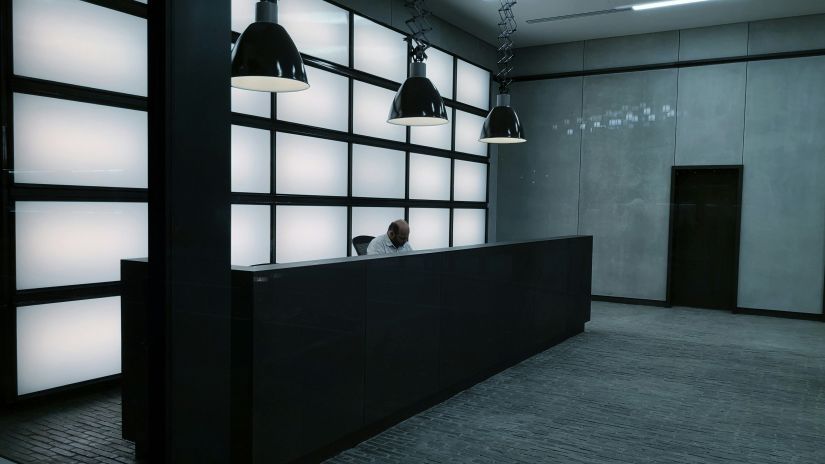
[{"left": 426, "top": 0, "right": 825, "bottom": 48}]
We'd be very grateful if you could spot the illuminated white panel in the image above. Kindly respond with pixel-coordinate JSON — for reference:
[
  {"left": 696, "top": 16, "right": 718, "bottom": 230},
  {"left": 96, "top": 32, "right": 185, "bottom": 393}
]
[
  {"left": 456, "top": 59, "right": 490, "bottom": 110},
  {"left": 351, "top": 207, "right": 405, "bottom": 254},
  {"left": 13, "top": 0, "right": 147, "bottom": 96},
  {"left": 275, "top": 133, "right": 347, "bottom": 196},
  {"left": 426, "top": 47, "right": 454, "bottom": 99},
  {"left": 281, "top": 0, "right": 349, "bottom": 65},
  {"left": 15, "top": 202, "right": 148, "bottom": 290},
  {"left": 455, "top": 111, "right": 488, "bottom": 157},
  {"left": 231, "top": 204, "right": 271, "bottom": 266},
  {"left": 13, "top": 93, "right": 147, "bottom": 188},
  {"left": 454, "top": 160, "right": 488, "bottom": 202},
  {"left": 453, "top": 209, "right": 486, "bottom": 247},
  {"left": 232, "top": 125, "right": 270, "bottom": 194},
  {"left": 353, "top": 82, "right": 406, "bottom": 142},
  {"left": 408, "top": 208, "right": 449, "bottom": 250},
  {"left": 277, "top": 67, "right": 348, "bottom": 132},
  {"left": 232, "top": 87, "right": 271, "bottom": 118},
  {"left": 409, "top": 153, "right": 450, "bottom": 200},
  {"left": 276, "top": 206, "right": 347, "bottom": 263},
  {"left": 17, "top": 297, "right": 122, "bottom": 395},
  {"left": 410, "top": 108, "right": 452, "bottom": 150},
  {"left": 353, "top": 15, "right": 407, "bottom": 83},
  {"left": 352, "top": 145, "right": 405, "bottom": 199},
  {"left": 231, "top": 0, "right": 255, "bottom": 33}
]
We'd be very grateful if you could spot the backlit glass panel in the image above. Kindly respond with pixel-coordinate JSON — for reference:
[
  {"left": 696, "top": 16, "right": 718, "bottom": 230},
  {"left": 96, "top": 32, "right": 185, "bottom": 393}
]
[
  {"left": 17, "top": 297, "right": 122, "bottom": 395},
  {"left": 454, "top": 160, "right": 487, "bottom": 202},
  {"left": 426, "top": 47, "right": 454, "bottom": 99},
  {"left": 15, "top": 202, "right": 148, "bottom": 290},
  {"left": 453, "top": 209, "right": 486, "bottom": 246},
  {"left": 281, "top": 0, "right": 349, "bottom": 65},
  {"left": 409, "top": 153, "right": 450, "bottom": 200},
  {"left": 352, "top": 145, "right": 405, "bottom": 199},
  {"left": 13, "top": 93, "right": 147, "bottom": 188},
  {"left": 231, "top": 204, "right": 271, "bottom": 266},
  {"left": 408, "top": 208, "right": 449, "bottom": 250},
  {"left": 351, "top": 207, "right": 405, "bottom": 255},
  {"left": 277, "top": 66, "right": 348, "bottom": 132},
  {"left": 232, "top": 125, "right": 270, "bottom": 193},
  {"left": 410, "top": 108, "right": 452, "bottom": 150},
  {"left": 353, "top": 15, "right": 407, "bottom": 83},
  {"left": 353, "top": 81, "right": 406, "bottom": 142},
  {"left": 13, "top": 0, "right": 147, "bottom": 96},
  {"left": 275, "top": 206, "right": 347, "bottom": 263},
  {"left": 456, "top": 59, "right": 490, "bottom": 110},
  {"left": 275, "top": 133, "right": 348, "bottom": 196},
  {"left": 455, "top": 111, "right": 488, "bottom": 157},
  {"left": 232, "top": 87, "right": 271, "bottom": 118}
]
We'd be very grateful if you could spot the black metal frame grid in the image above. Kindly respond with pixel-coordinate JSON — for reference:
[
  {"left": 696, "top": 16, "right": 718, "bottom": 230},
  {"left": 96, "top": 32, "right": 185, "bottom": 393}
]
[{"left": 0, "top": 0, "right": 493, "bottom": 404}]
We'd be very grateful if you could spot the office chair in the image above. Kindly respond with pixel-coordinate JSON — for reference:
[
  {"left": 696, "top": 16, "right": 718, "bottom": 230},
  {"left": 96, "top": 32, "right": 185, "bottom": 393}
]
[{"left": 352, "top": 235, "right": 374, "bottom": 256}]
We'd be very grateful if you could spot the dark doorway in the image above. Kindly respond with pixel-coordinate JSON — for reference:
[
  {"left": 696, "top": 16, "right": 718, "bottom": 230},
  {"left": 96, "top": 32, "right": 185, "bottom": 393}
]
[{"left": 667, "top": 166, "right": 743, "bottom": 310}]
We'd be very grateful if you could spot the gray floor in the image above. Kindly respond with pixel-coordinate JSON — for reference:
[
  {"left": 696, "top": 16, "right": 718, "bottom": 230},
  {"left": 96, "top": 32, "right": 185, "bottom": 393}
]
[{"left": 327, "top": 302, "right": 825, "bottom": 464}]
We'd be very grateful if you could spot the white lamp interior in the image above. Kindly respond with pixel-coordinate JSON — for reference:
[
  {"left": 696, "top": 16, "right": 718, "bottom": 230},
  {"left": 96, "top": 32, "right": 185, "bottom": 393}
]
[{"left": 13, "top": 93, "right": 147, "bottom": 189}]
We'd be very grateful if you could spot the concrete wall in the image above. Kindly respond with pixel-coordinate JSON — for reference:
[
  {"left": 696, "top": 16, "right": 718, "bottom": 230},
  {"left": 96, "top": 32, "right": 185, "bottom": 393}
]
[{"left": 497, "top": 14, "right": 825, "bottom": 313}]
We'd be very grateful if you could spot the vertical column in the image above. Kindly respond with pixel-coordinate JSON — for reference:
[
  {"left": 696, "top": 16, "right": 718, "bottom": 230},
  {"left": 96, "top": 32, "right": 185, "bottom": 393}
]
[
  {"left": 147, "top": 1, "right": 232, "bottom": 461},
  {"left": 0, "top": 0, "right": 15, "bottom": 409}
]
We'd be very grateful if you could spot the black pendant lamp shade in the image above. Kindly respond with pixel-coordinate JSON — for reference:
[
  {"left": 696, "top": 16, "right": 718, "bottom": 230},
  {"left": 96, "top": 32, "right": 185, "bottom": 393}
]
[
  {"left": 480, "top": 93, "right": 526, "bottom": 144},
  {"left": 388, "top": 62, "right": 449, "bottom": 126},
  {"left": 231, "top": 1, "right": 309, "bottom": 92}
]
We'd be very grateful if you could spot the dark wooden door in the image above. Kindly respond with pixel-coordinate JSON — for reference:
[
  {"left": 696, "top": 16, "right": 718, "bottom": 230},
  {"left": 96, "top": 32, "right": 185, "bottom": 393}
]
[{"left": 669, "top": 168, "right": 742, "bottom": 310}]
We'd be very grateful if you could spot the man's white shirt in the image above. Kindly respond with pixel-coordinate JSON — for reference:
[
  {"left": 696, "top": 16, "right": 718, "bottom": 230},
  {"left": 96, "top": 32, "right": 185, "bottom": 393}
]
[{"left": 366, "top": 233, "right": 413, "bottom": 255}]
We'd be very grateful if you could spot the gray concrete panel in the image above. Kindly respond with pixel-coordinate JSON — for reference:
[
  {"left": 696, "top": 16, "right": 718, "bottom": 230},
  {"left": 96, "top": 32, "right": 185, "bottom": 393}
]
[
  {"left": 579, "top": 69, "right": 678, "bottom": 300},
  {"left": 679, "top": 23, "right": 749, "bottom": 61},
  {"left": 512, "top": 42, "right": 585, "bottom": 76},
  {"left": 584, "top": 31, "right": 679, "bottom": 70},
  {"left": 496, "top": 78, "right": 583, "bottom": 241},
  {"left": 748, "top": 14, "right": 825, "bottom": 55},
  {"left": 675, "top": 63, "right": 746, "bottom": 166},
  {"left": 738, "top": 56, "right": 825, "bottom": 314}
]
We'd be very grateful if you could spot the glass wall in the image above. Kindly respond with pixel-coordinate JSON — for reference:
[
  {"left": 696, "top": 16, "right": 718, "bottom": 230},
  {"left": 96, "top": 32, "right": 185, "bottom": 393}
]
[{"left": 2, "top": 0, "right": 491, "bottom": 397}]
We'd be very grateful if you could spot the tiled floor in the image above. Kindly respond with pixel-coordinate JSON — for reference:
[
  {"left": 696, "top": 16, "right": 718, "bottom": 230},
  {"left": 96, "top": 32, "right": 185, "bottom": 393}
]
[
  {"left": 2, "top": 302, "right": 824, "bottom": 463},
  {"left": 0, "top": 388, "right": 134, "bottom": 464}
]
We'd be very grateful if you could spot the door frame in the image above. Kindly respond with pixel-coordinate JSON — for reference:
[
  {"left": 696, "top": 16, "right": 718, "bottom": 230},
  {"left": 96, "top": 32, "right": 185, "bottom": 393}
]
[{"left": 665, "top": 165, "right": 744, "bottom": 310}]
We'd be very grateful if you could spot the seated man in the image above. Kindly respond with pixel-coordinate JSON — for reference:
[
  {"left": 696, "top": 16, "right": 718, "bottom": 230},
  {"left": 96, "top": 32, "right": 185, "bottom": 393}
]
[{"left": 367, "top": 219, "right": 413, "bottom": 255}]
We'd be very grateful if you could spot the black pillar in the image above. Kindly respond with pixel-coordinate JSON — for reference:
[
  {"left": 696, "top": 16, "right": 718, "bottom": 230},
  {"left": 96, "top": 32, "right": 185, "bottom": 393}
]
[
  {"left": 0, "top": 0, "right": 14, "bottom": 411},
  {"left": 147, "top": 1, "right": 232, "bottom": 461}
]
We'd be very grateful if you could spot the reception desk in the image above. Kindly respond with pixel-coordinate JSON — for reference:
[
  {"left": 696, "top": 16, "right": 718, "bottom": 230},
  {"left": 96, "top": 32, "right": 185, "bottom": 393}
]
[{"left": 122, "top": 236, "right": 592, "bottom": 462}]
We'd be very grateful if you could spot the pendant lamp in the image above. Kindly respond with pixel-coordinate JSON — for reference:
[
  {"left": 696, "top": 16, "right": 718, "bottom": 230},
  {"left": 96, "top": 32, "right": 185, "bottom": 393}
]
[
  {"left": 480, "top": 1, "right": 526, "bottom": 144},
  {"left": 387, "top": 1, "right": 448, "bottom": 126},
  {"left": 231, "top": 0, "right": 310, "bottom": 93}
]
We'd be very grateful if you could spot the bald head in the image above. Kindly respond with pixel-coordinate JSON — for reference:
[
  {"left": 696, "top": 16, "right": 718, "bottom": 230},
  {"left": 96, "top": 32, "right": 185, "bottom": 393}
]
[{"left": 387, "top": 219, "right": 409, "bottom": 248}]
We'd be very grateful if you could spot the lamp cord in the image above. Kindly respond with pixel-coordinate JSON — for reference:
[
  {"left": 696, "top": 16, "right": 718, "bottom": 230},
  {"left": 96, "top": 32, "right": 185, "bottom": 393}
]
[
  {"left": 404, "top": 0, "right": 433, "bottom": 63},
  {"left": 496, "top": 1, "right": 518, "bottom": 94}
]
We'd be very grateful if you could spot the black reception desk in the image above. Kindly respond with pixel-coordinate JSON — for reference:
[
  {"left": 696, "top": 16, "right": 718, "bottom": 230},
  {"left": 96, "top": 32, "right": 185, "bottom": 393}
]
[{"left": 122, "top": 236, "right": 592, "bottom": 463}]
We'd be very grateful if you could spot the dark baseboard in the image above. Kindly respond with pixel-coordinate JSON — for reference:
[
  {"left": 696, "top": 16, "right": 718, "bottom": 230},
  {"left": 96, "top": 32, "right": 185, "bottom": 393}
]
[
  {"left": 4, "top": 375, "right": 121, "bottom": 412},
  {"left": 591, "top": 295, "right": 668, "bottom": 308},
  {"left": 734, "top": 307, "right": 825, "bottom": 322}
]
